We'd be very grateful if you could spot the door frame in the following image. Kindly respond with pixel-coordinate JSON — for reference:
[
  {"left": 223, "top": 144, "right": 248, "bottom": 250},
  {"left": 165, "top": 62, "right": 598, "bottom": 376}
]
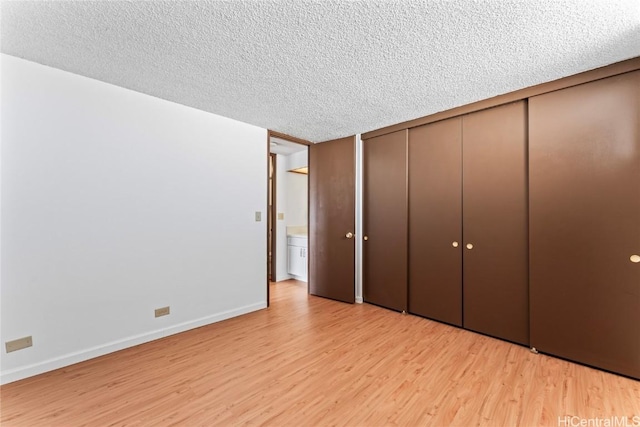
[
  {"left": 266, "top": 130, "right": 312, "bottom": 306},
  {"left": 269, "top": 153, "right": 277, "bottom": 283}
]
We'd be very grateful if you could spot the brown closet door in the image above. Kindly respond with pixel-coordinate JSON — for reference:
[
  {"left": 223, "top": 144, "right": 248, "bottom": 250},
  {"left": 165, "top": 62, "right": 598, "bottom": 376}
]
[
  {"left": 462, "top": 101, "right": 529, "bottom": 345},
  {"left": 309, "top": 136, "right": 356, "bottom": 303},
  {"left": 363, "top": 130, "right": 408, "bottom": 312},
  {"left": 530, "top": 71, "right": 640, "bottom": 379},
  {"left": 408, "top": 118, "right": 462, "bottom": 326}
]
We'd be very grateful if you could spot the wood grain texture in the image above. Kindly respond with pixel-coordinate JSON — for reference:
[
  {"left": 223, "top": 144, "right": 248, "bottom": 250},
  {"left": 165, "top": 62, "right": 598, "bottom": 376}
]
[
  {"left": 362, "top": 57, "right": 640, "bottom": 141},
  {"left": 1, "top": 280, "right": 639, "bottom": 426}
]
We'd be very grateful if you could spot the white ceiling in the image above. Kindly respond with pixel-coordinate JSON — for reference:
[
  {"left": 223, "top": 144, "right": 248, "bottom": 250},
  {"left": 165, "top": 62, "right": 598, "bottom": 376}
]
[{"left": 1, "top": 1, "right": 638, "bottom": 142}]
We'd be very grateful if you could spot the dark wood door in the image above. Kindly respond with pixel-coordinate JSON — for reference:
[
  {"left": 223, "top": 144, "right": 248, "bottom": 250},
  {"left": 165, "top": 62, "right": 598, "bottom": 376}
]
[
  {"left": 363, "top": 130, "right": 408, "bottom": 312},
  {"left": 309, "top": 136, "right": 356, "bottom": 303},
  {"left": 530, "top": 71, "right": 640, "bottom": 379},
  {"left": 462, "top": 101, "right": 529, "bottom": 345},
  {"left": 408, "top": 118, "right": 463, "bottom": 326}
]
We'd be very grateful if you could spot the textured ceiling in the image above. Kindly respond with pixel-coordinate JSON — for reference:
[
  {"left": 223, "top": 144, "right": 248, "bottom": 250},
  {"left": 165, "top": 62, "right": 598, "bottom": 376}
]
[{"left": 2, "top": 1, "right": 639, "bottom": 142}]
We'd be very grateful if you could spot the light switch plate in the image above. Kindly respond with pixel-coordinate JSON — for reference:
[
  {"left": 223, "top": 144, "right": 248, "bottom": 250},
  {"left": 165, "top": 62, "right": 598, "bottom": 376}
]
[
  {"left": 6, "top": 336, "right": 33, "bottom": 353},
  {"left": 255, "top": 211, "right": 262, "bottom": 222},
  {"left": 277, "top": 213, "right": 284, "bottom": 220},
  {"left": 155, "top": 306, "right": 170, "bottom": 317}
]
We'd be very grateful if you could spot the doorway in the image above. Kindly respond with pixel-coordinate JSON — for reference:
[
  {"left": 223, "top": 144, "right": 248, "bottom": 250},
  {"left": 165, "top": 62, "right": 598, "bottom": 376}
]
[{"left": 267, "top": 132, "right": 311, "bottom": 301}]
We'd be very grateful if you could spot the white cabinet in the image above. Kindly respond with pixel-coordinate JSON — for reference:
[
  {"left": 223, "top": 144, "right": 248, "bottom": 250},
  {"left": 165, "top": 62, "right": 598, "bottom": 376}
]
[
  {"left": 288, "top": 245, "right": 306, "bottom": 278},
  {"left": 287, "top": 236, "right": 307, "bottom": 282}
]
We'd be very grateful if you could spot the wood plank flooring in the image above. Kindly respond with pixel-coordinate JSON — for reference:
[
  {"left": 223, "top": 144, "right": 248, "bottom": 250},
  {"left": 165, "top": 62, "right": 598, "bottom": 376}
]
[{"left": 1, "top": 280, "right": 638, "bottom": 426}]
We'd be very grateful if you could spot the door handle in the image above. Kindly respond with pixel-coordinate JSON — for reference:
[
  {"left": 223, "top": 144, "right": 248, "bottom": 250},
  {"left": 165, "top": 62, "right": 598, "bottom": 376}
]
[
  {"left": 363, "top": 235, "right": 369, "bottom": 241},
  {"left": 631, "top": 255, "right": 640, "bottom": 263},
  {"left": 452, "top": 241, "right": 459, "bottom": 248},
  {"left": 466, "top": 243, "right": 474, "bottom": 250},
  {"left": 345, "top": 232, "right": 354, "bottom": 239}
]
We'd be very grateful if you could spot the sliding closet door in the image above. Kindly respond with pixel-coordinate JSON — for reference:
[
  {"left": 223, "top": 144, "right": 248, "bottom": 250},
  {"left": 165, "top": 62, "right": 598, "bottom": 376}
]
[
  {"left": 530, "top": 71, "right": 640, "bottom": 379},
  {"left": 408, "top": 118, "right": 463, "bottom": 326},
  {"left": 462, "top": 101, "right": 529, "bottom": 345},
  {"left": 363, "top": 130, "right": 408, "bottom": 312}
]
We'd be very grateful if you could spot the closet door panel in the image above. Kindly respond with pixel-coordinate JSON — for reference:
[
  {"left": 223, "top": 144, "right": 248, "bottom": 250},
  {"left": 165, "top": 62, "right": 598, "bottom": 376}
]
[
  {"left": 363, "top": 130, "right": 408, "bottom": 312},
  {"left": 408, "top": 118, "right": 463, "bottom": 326},
  {"left": 530, "top": 71, "right": 640, "bottom": 379},
  {"left": 462, "top": 101, "right": 529, "bottom": 345}
]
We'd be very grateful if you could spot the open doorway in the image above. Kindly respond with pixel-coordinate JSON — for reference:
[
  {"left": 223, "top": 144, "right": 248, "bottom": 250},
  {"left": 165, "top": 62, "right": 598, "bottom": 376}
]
[{"left": 267, "top": 132, "right": 310, "bottom": 298}]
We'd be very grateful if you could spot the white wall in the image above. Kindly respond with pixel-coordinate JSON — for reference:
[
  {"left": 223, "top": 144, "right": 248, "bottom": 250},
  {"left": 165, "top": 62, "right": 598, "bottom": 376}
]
[
  {"left": 0, "top": 55, "right": 268, "bottom": 384},
  {"left": 286, "top": 150, "right": 308, "bottom": 171},
  {"left": 274, "top": 154, "right": 291, "bottom": 282},
  {"left": 285, "top": 150, "right": 308, "bottom": 228},
  {"left": 285, "top": 173, "right": 307, "bottom": 227},
  {"left": 273, "top": 150, "right": 309, "bottom": 282}
]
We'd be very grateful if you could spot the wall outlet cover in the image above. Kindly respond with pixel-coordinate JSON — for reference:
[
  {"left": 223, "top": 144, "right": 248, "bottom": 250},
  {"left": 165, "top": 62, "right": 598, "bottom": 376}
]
[
  {"left": 6, "top": 336, "right": 33, "bottom": 353},
  {"left": 255, "top": 211, "right": 262, "bottom": 222},
  {"left": 278, "top": 212, "right": 285, "bottom": 220},
  {"left": 155, "top": 306, "right": 170, "bottom": 317}
]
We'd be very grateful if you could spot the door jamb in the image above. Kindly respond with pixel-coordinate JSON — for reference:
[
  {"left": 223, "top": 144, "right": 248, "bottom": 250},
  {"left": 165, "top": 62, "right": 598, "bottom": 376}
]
[
  {"left": 266, "top": 130, "right": 313, "bottom": 306},
  {"left": 269, "top": 153, "right": 277, "bottom": 283}
]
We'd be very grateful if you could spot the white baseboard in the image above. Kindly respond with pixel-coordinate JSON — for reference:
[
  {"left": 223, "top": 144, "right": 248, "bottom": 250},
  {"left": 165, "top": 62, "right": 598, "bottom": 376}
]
[{"left": 0, "top": 302, "right": 266, "bottom": 385}]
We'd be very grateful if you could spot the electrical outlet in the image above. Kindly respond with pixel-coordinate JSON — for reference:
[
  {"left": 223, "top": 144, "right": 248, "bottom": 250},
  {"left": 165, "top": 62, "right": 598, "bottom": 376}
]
[
  {"left": 6, "top": 336, "right": 33, "bottom": 353},
  {"left": 255, "top": 211, "right": 262, "bottom": 222},
  {"left": 277, "top": 212, "right": 285, "bottom": 220},
  {"left": 155, "top": 306, "right": 170, "bottom": 318}
]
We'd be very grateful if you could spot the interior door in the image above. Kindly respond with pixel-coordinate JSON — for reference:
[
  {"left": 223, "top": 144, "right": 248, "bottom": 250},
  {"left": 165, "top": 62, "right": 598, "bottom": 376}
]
[
  {"left": 462, "top": 101, "right": 529, "bottom": 345},
  {"left": 309, "top": 136, "right": 355, "bottom": 303},
  {"left": 408, "top": 117, "right": 463, "bottom": 326},
  {"left": 529, "top": 71, "right": 640, "bottom": 379},
  {"left": 363, "top": 130, "right": 408, "bottom": 312}
]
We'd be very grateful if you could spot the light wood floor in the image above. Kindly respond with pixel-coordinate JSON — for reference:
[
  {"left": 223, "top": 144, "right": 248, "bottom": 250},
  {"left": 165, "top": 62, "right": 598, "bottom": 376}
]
[{"left": 1, "top": 280, "right": 638, "bottom": 426}]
